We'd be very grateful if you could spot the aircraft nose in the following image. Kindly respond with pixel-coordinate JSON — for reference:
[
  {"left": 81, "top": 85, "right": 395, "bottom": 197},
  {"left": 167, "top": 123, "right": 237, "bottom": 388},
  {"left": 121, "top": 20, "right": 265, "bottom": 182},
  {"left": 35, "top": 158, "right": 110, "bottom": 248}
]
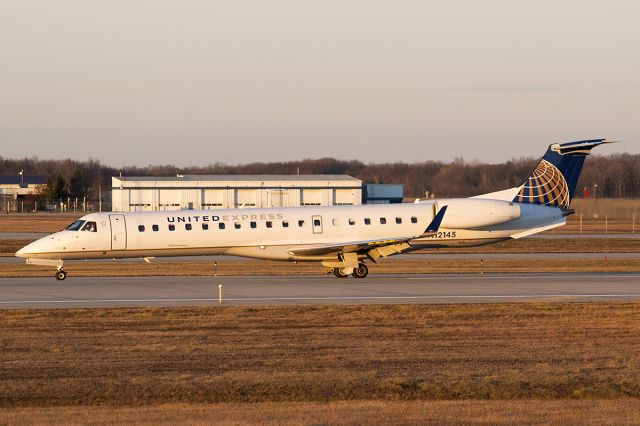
[
  {"left": 15, "top": 241, "right": 36, "bottom": 258},
  {"left": 15, "top": 238, "right": 48, "bottom": 258}
]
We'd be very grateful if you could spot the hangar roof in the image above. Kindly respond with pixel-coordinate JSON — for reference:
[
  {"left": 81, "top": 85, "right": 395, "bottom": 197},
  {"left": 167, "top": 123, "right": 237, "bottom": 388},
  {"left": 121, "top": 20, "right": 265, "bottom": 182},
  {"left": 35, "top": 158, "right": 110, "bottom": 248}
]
[{"left": 0, "top": 175, "right": 47, "bottom": 185}]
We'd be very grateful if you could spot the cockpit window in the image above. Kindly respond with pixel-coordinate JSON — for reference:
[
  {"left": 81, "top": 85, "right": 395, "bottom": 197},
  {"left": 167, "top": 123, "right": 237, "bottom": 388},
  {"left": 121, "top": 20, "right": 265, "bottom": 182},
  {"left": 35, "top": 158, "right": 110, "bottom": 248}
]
[
  {"left": 66, "top": 220, "right": 86, "bottom": 231},
  {"left": 81, "top": 221, "right": 97, "bottom": 232}
]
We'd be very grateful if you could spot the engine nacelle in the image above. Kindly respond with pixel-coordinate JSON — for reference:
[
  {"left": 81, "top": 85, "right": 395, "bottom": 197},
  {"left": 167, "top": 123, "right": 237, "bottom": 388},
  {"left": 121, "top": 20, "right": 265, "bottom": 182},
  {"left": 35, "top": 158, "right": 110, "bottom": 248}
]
[{"left": 437, "top": 199, "right": 521, "bottom": 229}]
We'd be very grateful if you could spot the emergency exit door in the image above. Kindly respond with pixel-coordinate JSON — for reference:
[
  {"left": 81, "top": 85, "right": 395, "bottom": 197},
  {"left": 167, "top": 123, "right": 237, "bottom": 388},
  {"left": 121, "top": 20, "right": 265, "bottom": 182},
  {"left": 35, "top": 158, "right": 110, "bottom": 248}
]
[
  {"left": 109, "top": 214, "right": 127, "bottom": 250},
  {"left": 312, "top": 215, "right": 323, "bottom": 234}
]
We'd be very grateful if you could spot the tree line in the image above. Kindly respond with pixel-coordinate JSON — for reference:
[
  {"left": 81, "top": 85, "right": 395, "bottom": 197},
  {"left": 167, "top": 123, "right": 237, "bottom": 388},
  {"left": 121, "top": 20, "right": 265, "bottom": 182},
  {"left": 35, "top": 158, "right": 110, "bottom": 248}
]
[{"left": 1, "top": 153, "right": 638, "bottom": 200}]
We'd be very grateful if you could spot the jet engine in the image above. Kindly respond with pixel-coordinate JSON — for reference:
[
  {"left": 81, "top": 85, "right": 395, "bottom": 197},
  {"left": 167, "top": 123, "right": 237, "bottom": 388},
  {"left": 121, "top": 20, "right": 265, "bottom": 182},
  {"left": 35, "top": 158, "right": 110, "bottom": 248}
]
[{"left": 436, "top": 199, "right": 521, "bottom": 229}]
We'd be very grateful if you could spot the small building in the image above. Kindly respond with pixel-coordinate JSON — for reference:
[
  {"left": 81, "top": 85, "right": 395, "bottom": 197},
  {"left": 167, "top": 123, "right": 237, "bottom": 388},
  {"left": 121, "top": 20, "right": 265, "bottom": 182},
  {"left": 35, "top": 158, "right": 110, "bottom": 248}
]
[
  {"left": 0, "top": 175, "right": 47, "bottom": 212},
  {"left": 363, "top": 184, "right": 404, "bottom": 204},
  {"left": 111, "top": 175, "right": 363, "bottom": 212}
]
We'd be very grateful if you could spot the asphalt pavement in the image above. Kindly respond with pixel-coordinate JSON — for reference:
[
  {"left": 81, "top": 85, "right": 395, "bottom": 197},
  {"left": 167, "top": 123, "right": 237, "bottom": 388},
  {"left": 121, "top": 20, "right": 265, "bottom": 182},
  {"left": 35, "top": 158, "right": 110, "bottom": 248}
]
[{"left": 1, "top": 273, "right": 639, "bottom": 308}]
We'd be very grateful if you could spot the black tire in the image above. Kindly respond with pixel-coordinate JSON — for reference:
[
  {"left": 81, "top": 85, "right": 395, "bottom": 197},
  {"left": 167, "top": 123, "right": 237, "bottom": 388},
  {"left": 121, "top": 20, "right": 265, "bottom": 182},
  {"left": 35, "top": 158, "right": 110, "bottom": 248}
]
[
  {"left": 353, "top": 263, "right": 368, "bottom": 279},
  {"left": 55, "top": 270, "right": 67, "bottom": 281},
  {"left": 333, "top": 268, "right": 349, "bottom": 278}
]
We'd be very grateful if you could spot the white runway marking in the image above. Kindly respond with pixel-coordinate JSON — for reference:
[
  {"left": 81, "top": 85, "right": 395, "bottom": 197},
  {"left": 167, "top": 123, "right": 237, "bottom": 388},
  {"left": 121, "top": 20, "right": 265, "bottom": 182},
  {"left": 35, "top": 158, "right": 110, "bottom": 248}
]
[{"left": 3, "top": 293, "right": 640, "bottom": 305}]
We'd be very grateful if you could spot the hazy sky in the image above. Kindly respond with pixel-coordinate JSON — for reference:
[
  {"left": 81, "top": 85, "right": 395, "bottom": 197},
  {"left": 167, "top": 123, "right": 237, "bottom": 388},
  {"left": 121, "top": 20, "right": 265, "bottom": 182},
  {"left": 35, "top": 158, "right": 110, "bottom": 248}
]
[{"left": 1, "top": 0, "right": 637, "bottom": 166}]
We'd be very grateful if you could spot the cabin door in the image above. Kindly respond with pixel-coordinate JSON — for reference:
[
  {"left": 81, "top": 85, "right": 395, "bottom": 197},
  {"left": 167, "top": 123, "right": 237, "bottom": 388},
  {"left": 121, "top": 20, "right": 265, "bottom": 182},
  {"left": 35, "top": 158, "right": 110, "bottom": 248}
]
[
  {"left": 312, "top": 215, "right": 323, "bottom": 234},
  {"left": 109, "top": 214, "right": 127, "bottom": 250}
]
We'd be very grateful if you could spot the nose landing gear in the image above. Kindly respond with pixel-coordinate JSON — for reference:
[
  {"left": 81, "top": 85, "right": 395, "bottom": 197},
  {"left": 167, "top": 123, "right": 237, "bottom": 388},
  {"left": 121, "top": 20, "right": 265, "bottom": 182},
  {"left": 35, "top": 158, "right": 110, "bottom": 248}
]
[{"left": 24, "top": 258, "right": 67, "bottom": 281}]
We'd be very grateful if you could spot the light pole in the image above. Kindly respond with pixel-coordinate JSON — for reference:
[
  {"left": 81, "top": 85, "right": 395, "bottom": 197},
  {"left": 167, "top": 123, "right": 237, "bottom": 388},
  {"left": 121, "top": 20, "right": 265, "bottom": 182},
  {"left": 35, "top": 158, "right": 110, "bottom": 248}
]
[
  {"left": 593, "top": 183, "right": 598, "bottom": 201},
  {"left": 19, "top": 170, "right": 23, "bottom": 184}
]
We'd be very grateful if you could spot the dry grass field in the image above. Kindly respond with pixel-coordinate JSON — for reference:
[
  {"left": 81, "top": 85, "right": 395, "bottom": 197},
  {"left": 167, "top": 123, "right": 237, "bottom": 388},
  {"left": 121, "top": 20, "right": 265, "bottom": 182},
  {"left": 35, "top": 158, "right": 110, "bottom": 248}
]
[
  {"left": 571, "top": 198, "right": 639, "bottom": 220},
  {"left": 3, "top": 400, "right": 640, "bottom": 425},
  {"left": 0, "top": 213, "right": 81, "bottom": 233},
  {"left": 1, "top": 304, "right": 640, "bottom": 424}
]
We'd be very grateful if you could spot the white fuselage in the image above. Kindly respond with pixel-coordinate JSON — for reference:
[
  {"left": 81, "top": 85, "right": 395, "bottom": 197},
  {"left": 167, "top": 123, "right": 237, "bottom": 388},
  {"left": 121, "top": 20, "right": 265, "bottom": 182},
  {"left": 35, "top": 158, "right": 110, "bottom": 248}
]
[{"left": 16, "top": 199, "right": 565, "bottom": 263}]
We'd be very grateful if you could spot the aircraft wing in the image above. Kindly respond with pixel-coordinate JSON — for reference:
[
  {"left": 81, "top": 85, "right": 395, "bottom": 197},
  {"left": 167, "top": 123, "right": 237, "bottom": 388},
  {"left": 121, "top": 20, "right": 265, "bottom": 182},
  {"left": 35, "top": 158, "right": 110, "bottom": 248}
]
[
  {"left": 287, "top": 237, "right": 410, "bottom": 257},
  {"left": 287, "top": 206, "right": 448, "bottom": 258}
]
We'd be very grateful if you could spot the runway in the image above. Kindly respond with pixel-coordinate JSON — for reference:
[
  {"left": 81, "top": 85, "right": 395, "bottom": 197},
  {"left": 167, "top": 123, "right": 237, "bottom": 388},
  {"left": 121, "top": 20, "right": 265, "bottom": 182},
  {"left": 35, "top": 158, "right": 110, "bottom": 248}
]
[{"left": 1, "top": 273, "right": 639, "bottom": 308}]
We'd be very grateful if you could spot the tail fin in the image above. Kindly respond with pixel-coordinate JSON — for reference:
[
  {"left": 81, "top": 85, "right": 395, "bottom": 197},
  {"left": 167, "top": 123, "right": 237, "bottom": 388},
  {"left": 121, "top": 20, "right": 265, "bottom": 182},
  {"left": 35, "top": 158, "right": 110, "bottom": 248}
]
[{"left": 514, "top": 139, "right": 613, "bottom": 209}]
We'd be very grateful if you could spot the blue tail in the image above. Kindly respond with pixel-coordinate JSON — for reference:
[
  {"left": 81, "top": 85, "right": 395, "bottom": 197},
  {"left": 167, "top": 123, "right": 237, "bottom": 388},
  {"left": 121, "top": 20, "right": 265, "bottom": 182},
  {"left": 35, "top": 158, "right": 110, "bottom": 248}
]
[{"left": 514, "top": 139, "right": 612, "bottom": 209}]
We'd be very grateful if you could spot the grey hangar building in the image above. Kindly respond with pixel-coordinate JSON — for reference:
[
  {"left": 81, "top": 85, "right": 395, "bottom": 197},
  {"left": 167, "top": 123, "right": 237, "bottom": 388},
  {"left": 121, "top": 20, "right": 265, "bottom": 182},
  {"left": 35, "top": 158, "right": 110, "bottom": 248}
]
[{"left": 112, "top": 175, "right": 403, "bottom": 212}]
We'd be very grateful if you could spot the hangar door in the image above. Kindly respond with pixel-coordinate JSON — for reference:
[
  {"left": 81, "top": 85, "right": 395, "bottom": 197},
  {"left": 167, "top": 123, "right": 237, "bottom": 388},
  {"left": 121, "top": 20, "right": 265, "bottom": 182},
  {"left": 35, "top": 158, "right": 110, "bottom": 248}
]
[
  {"left": 268, "top": 190, "right": 289, "bottom": 207},
  {"left": 235, "top": 189, "right": 257, "bottom": 207},
  {"left": 334, "top": 189, "right": 356, "bottom": 205},
  {"left": 109, "top": 214, "right": 127, "bottom": 250},
  {"left": 302, "top": 189, "right": 323, "bottom": 206}
]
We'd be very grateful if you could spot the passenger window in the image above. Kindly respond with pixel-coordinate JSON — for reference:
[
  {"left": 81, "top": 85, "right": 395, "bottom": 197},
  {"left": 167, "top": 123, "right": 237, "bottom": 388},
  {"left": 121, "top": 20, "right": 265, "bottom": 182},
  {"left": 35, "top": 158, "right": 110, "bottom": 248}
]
[
  {"left": 396, "top": 217, "right": 402, "bottom": 224},
  {"left": 266, "top": 221, "right": 273, "bottom": 228},
  {"left": 250, "top": 221, "right": 257, "bottom": 229},
  {"left": 298, "top": 220, "right": 305, "bottom": 227},
  {"left": 282, "top": 220, "right": 289, "bottom": 228},
  {"left": 219, "top": 223, "right": 225, "bottom": 230},
  {"left": 411, "top": 216, "right": 418, "bottom": 224},
  {"left": 81, "top": 221, "right": 97, "bottom": 232},
  {"left": 348, "top": 218, "right": 356, "bottom": 225},
  {"left": 169, "top": 224, "right": 175, "bottom": 231},
  {"left": 380, "top": 218, "right": 387, "bottom": 224},
  {"left": 185, "top": 223, "right": 192, "bottom": 231},
  {"left": 152, "top": 225, "right": 159, "bottom": 232},
  {"left": 234, "top": 222, "right": 241, "bottom": 229},
  {"left": 66, "top": 220, "right": 85, "bottom": 231},
  {"left": 138, "top": 225, "right": 145, "bottom": 232},
  {"left": 364, "top": 218, "right": 371, "bottom": 225},
  {"left": 202, "top": 223, "right": 209, "bottom": 230}
]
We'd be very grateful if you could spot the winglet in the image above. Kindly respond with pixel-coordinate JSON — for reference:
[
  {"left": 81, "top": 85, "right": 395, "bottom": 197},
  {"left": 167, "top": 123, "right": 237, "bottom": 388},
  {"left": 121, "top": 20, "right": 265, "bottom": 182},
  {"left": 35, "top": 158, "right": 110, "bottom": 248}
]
[{"left": 425, "top": 206, "right": 447, "bottom": 234}]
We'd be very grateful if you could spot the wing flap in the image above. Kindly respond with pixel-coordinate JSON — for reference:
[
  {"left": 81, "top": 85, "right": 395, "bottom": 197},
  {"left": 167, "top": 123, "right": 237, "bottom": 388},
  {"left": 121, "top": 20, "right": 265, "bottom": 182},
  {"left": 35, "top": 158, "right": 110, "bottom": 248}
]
[{"left": 288, "top": 238, "right": 408, "bottom": 257}]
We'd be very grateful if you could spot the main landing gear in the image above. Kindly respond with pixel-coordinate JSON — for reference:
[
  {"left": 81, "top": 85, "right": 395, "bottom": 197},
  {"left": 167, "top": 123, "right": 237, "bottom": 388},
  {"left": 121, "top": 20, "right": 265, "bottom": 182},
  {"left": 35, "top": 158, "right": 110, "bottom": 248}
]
[
  {"left": 332, "top": 262, "right": 368, "bottom": 279},
  {"left": 353, "top": 263, "right": 368, "bottom": 279},
  {"left": 333, "top": 268, "right": 349, "bottom": 278}
]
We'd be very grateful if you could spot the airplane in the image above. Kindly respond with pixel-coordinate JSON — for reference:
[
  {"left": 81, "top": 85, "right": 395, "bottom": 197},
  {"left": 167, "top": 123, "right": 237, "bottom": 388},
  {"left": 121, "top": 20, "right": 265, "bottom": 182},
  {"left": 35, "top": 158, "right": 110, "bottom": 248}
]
[{"left": 16, "top": 139, "right": 612, "bottom": 280}]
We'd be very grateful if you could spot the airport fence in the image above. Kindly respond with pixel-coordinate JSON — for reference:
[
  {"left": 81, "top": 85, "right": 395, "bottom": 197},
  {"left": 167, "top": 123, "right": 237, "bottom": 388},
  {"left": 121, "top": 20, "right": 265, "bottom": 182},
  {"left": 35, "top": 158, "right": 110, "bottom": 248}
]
[{"left": 2, "top": 197, "right": 111, "bottom": 214}]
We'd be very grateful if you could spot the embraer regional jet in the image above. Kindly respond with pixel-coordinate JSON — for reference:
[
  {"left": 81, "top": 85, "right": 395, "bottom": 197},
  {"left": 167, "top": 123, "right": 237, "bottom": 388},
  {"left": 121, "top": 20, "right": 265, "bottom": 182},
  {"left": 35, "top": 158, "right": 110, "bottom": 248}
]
[{"left": 17, "top": 139, "right": 611, "bottom": 280}]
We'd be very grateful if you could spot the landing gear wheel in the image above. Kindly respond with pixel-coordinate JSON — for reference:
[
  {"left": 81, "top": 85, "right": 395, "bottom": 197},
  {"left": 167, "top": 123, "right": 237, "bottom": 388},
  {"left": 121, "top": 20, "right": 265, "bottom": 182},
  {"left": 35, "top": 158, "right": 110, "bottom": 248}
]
[
  {"left": 55, "top": 270, "right": 67, "bottom": 281},
  {"left": 353, "top": 263, "right": 368, "bottom": 279},
  {"left": 333, "top": 268, "right": 349, "bottom": 278}
]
